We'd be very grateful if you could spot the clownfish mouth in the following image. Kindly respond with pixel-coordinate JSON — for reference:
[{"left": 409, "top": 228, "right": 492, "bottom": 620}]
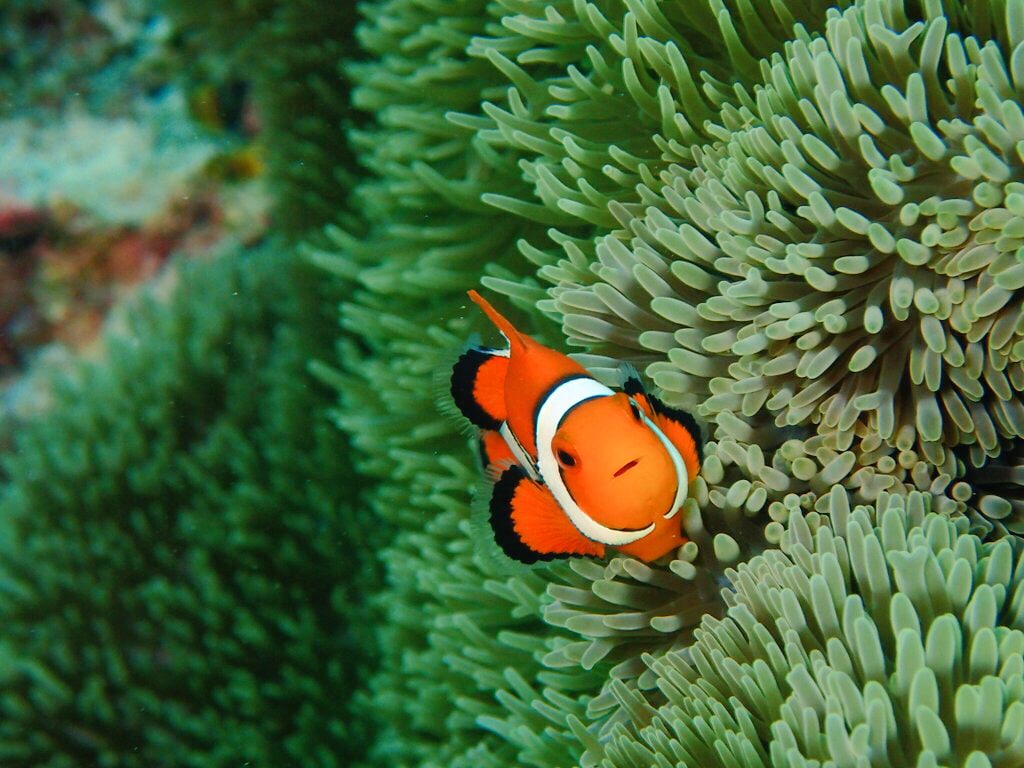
[{"left": 613, "top": 458, "right": 640, "bottom": 478}]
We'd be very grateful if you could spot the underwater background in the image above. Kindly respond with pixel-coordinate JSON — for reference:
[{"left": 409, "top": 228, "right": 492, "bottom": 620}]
[{"left": 2, "top": 0, "right": 1024, "bottom": 766}]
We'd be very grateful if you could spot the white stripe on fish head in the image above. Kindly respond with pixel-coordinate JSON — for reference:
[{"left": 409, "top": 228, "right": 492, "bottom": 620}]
[
  {"left": 636, "top": 406, "right": 688, "bottom": 519},
  {"left": 534, "top": 377, "right": 655, "bottom": 546}
]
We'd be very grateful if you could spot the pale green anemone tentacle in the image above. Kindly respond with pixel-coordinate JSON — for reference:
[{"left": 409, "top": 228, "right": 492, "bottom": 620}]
[{"left": 588, "top": 490, "right": 1024, "bottom": 768}]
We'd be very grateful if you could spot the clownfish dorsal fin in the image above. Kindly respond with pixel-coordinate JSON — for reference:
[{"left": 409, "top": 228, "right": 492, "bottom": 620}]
[
  {"left": 489, "top": 466, "right": 605, "bottom": 563},
  {"left": 467, "top": 289, "right": 528, "bottom": 353}
]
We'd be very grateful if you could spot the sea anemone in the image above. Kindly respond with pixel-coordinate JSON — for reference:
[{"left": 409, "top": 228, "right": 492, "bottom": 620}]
[
  {"left": 469, "top": 0, "right": 1024, "bottom": 541},
  {"left": 325, "top": 0, "right": 1024, "bottom": 765},
  {"left": 316, "top": 0, "right": 598, "bottom": 764},
  {"left": 0, "top": 247, "right": 373, "bottom": 767},
  {"left": 588, "top": 489, "right": 1024, "bottom": 768}
]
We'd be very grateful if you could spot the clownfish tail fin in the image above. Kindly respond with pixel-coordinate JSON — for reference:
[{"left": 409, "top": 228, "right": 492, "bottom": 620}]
[
  {"left": 436, "top": 341, "right": 488, "bottom": 437},
  {"left": 467, "top": 290, "right": 526, "bottom": 351}
]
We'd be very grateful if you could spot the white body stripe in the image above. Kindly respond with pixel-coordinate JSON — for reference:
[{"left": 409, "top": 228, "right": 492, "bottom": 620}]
[
  {"left": 499, "top": 422, "right": 540, "bottom": 481},
  {"left": 496, "top": 375, "right": 691, "bottom": 545},
  {"left": 534, "top": 378, "right": 655, "bottom": 546}
]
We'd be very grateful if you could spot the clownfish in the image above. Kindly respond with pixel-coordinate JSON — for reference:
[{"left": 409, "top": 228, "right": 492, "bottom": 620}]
[{"left": 450, "top": 290, "right": 702, "bottom": 564}]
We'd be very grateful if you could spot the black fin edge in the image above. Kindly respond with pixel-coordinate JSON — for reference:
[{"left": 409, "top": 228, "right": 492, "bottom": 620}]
[
  {"left": 489, "top": 466, "right": 568, "bottom": 565},
  {"left": 477, "top": 435, "right": 491, "bottom": 471},
  {"left": 648, "top": 394, "right": 704, "bottom": 465},
  {"left": 622, "top": 376, "right": 645, "bottom": 397},
  {"left": 450, "top": 348, "right": 503, "bottom": 431}
]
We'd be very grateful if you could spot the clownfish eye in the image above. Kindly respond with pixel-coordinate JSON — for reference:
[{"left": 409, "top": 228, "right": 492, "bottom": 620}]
[
  {"left": 557, "top": 450, "right": 577, "bottom": 468},
  {"left": 629, "top": 400, "right": 643, "bottom": 421}
]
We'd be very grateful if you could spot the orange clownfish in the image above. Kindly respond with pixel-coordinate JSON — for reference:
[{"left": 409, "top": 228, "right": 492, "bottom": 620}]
[{"left": 450, "top": 290, "right": 702, "bottom": 564}]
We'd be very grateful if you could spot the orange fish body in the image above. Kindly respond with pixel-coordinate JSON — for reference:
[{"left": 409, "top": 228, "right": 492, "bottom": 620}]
[{"left": 451, "top": 290, "right": 702, "bottom": 564}]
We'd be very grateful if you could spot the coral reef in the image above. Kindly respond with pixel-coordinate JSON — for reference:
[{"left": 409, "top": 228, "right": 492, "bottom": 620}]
[
  {"left": 0, "top": 0, "right": 170, "bottom": 116},
  {"left": 0, "top": 93, "right": 218, "bottom": 226},
  {"left": 4, "top": 0, "right": 1024, "bottom": 765},
  {"left": 0, "top": 87, "right": 269, "bottom": 445},
  {"left": 0, "top": 1, "right": 380, "bottom": 765}
]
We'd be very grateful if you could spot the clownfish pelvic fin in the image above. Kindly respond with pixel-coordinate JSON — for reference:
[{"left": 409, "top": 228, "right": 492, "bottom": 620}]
[
  {"left": 478, "top": 429, "right": 515, "bottom": 473},
  {"left": 490, "top": 465, "right": 605, "bottom": 563}
]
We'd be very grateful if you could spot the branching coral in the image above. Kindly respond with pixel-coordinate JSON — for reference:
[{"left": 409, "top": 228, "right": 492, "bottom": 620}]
[
  {"left": 0, "top": 247, "right": 374, "bottom": 767},
  {"left": 591, "top": 489, "right": 1024, "bottom": 768}
]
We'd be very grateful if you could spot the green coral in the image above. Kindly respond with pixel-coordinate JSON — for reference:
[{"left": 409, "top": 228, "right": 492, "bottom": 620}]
[
  {"left": 592, "top": 490, "right": 1024, "bottom": 768},
  {"left": 0, "top": 247, "right": 373, "bottom": 767}
]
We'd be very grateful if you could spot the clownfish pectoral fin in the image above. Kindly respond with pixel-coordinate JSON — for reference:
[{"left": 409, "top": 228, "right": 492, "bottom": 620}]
[
  {"left": 622, "top": 373, "right": 657, "bottom": 419},
  {"left": 619, "top": 362, "right": 644, "bottom": 390},
  {"left": 479, "top": 429, "right": 516, "bottom": 474},
  {"left": 489, "top": 466, "right": 605, "bottom": 564},
  {"left": 450, "top": 347, "right": 508, "bottom": 430},
  {"left": 647, "top": 394, "right": 703, "bottom": 481},
  {"left": 622, "top": 373, "right": 647, "bottom": 398}
]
